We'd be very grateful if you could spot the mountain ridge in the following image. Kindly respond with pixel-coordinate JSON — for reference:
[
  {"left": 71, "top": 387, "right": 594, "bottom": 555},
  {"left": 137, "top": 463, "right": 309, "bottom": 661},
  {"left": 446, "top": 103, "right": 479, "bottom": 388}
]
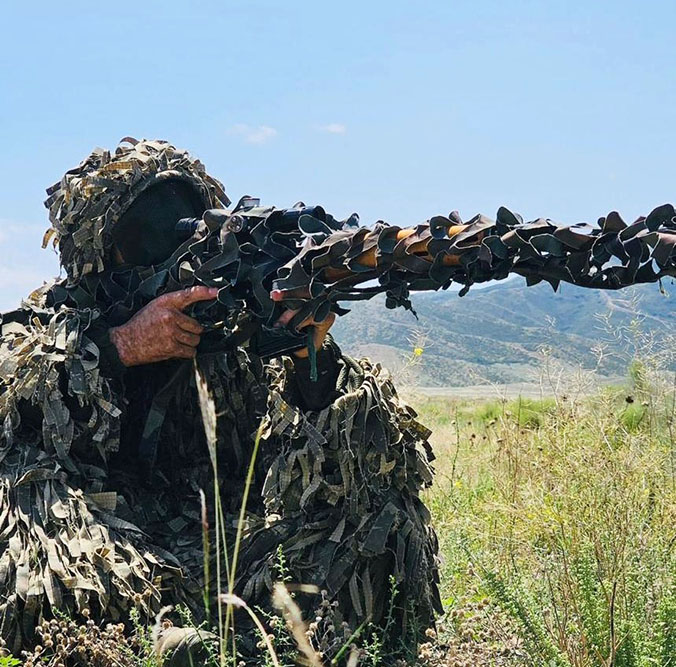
[{"left": 331, "top": 278, "right": 675, "bottom": 386}]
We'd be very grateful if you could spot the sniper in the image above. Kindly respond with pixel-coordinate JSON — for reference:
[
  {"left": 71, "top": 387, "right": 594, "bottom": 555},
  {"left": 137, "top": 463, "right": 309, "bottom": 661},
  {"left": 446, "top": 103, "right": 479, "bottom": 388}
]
[{"left": 0, "top": 138, "right": 441, "bottom": 665}]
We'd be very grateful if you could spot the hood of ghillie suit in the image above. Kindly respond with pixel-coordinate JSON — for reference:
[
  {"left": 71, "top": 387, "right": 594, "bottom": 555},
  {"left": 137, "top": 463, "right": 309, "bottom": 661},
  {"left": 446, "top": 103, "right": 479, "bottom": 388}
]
[{"left": 43, "top": 137, "right": 231, "bottom": 283}]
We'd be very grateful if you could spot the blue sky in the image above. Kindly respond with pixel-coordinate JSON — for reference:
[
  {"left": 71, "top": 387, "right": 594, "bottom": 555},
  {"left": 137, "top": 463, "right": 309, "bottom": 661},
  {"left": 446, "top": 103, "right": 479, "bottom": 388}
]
[{"left": 2, "top": 0, "right": 676, "bottom": 310}]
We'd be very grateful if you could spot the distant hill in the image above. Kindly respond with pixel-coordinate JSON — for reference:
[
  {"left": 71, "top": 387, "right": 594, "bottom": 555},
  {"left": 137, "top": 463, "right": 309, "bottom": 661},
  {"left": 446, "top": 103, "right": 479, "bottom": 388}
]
[{"left": 331, "top": 278, "right": 675, "bottom": 387}]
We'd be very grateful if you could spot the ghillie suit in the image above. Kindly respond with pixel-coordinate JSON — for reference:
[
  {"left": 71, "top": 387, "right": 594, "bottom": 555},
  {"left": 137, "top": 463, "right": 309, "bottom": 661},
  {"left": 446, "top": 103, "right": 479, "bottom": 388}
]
[{"left": 0, "top": 139, "right": 440, "bottom": 660}]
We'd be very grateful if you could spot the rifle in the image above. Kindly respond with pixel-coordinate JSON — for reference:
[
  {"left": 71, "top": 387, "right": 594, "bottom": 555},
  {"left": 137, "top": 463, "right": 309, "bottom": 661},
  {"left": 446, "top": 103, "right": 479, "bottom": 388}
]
[{"left": 46, "top": 197, "right": 676, "bottom": 365}]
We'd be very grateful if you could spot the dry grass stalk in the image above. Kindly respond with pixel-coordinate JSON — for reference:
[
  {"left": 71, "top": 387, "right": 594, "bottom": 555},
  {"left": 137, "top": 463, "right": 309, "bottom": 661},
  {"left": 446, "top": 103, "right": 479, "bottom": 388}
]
[{"left": 272, "top": 583, "right": 324, "bottom": 667}]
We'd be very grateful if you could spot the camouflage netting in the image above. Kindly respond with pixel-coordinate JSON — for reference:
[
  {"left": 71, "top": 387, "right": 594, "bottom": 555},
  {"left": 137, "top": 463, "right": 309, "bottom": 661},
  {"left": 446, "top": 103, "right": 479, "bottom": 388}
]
[
  {"left": 43, "top": 137, "right": 230, "bottom": 281},
  {"left": 0, "top": 292, "right": 160, "bottom": 651},
  {"left": 246, "top": 346, "right": 441, "bottom": 632},
  {"left": 271, "top": 203, "right": 676, "bottom": 317}
]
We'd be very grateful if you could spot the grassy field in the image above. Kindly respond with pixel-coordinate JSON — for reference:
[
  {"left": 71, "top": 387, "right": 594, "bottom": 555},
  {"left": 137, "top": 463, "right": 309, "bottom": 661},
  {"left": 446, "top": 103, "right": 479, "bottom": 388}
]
[{"left": 413, "top": 364, "right": 676, "bottom": 666}]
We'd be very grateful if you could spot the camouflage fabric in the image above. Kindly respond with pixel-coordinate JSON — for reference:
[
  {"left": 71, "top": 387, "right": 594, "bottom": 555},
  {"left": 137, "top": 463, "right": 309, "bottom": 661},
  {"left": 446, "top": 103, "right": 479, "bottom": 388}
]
[
  {"left": 7, "top": 134, "right": 673, "bottom": 660},
  {"left": 0, "top": 287, "right": 157, "bottom": 651},
  {"left": 271, "top": 203, "right": 676, "bottom": 317},
  {"left": 242, "top": 340, "right": 441, "bottom": 633},
  {"left": 43, "top": 137, "right": 230, "bottom": 281}
]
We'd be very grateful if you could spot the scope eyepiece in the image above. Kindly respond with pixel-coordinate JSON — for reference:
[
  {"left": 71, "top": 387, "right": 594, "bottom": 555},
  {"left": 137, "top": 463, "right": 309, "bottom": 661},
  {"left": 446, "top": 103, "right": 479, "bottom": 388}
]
[{"left": 175, "top": 217, "right": 201, "bottom": 241}]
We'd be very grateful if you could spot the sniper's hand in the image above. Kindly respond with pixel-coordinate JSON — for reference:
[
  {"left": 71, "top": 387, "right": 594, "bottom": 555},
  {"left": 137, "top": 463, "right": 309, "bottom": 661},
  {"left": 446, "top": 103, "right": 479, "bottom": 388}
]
[
  {"left": 110, "top": 287, "right": 219, "bottom": 366},
  {"left": 275, "top": 308, "right": 336, "bottom": 358}
]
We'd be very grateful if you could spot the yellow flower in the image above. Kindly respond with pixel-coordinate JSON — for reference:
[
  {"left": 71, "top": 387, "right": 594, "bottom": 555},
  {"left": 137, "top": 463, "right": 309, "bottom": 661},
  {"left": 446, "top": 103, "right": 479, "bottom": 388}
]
[{"left": 413, "top": 347, "right": 424, "bottom": 356}]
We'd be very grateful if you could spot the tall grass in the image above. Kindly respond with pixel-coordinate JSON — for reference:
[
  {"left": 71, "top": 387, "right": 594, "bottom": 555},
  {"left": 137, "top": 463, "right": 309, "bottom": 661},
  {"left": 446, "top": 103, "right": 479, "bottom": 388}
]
[{"left": 420, "top": 356, "right": 676, "bottom": 665}]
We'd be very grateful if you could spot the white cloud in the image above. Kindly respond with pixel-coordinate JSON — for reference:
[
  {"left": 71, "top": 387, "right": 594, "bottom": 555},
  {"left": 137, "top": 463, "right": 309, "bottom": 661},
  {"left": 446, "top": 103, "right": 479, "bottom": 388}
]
[
  {"left": 319, "top": 123, "right": 347, "bottom": 135},
  {"left": 228, "top": 124, "right": 278, "bottom": 144}
]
